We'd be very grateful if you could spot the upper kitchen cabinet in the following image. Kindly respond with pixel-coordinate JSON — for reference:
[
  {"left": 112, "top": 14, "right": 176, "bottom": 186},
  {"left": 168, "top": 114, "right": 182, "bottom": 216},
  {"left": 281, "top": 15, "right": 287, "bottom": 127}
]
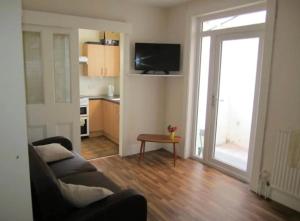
[
  {"left": 105, "top": 46, "right": 120, "bottom": 77},
  {"left": 82, "top": 44, "right": 105, "bottom": 77},
  {"left": 82, "top": 44, "right": 120, "bottom": 77}
]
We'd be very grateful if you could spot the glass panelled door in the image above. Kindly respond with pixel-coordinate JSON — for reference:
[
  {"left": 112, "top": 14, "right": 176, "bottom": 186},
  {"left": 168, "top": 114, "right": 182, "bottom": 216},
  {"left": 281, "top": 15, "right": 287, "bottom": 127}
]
[
  {"left": 194, "top": 9, "right": 266, "bottom": 181},
  {"left": 23, "top": 25, "right": 80, "bottom": 150},
  {"left": 194, "top": 32, "right": 263, "bottom": 180},
  {"left": 209, "top": 33, "right": 262, "bottom": 177}
]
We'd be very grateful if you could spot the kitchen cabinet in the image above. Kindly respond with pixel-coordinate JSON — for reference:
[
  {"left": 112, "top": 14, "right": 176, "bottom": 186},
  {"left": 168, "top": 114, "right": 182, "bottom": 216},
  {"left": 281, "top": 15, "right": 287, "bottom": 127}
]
[
  {"left": 104, "top": 46, "right": 120, "bottom": 77},
  {"left": 113, "top": 104, "right": 119, "bottom": 141},
  {"left": 89, "top": 100, "right": 103, "bottom": 133},
  {"left": 89, "top": 99, "right": 119, "bottom": 143},
  {"left": 103, "top": 100, "right": 114, "bottom": 138},
  {"left": 83, "top": 44, "right": 120, "bottom": 77},
  {"left": 103, "top": 100, "right": 119, "bottom": 143},
  {"left": 83, "top": 44, "right": 105, "bottom": 77}
]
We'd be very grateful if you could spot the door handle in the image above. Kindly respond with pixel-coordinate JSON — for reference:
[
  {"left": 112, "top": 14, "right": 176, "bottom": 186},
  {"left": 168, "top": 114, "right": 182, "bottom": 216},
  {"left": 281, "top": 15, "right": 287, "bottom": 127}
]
[{"left": 211, "top": 95, "right": 217, "bottom": 107}]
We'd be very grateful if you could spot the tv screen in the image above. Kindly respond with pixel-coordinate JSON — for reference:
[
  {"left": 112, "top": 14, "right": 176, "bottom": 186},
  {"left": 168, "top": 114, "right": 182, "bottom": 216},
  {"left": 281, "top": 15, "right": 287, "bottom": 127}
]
[{"left": 135, "top": 43, "right": 180, "bottom": 73}]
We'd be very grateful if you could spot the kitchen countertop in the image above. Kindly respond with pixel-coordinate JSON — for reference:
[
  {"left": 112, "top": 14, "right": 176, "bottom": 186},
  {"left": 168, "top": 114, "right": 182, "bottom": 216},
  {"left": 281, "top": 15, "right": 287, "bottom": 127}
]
[{"left": 80, "top": 95, "right": 120, "bottom": 104}]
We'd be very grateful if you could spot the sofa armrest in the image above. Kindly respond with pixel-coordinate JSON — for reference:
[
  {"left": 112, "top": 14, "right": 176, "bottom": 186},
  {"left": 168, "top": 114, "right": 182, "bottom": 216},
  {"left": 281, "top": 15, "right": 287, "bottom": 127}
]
[
  {"left": 32, "top": 136, "right": 73, "bottom": 151},
  {"left": 65, "top": 189, "right": 147, "bottom": 221}
]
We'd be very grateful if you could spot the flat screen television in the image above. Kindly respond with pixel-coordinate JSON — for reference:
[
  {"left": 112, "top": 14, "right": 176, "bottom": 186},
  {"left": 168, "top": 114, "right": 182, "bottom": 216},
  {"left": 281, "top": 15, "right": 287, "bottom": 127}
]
[{"left": 134, "top": 43, "right": 180, "bottom": 74}]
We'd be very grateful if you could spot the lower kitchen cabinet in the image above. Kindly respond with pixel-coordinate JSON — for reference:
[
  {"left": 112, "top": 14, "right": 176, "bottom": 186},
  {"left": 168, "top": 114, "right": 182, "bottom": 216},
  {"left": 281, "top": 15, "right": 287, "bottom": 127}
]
[
  {"left": 89, "top": 99, "right": 119, "bottom": 144},
  {"left": 89, "top": 100, "right": 103, "bottom": 133}
]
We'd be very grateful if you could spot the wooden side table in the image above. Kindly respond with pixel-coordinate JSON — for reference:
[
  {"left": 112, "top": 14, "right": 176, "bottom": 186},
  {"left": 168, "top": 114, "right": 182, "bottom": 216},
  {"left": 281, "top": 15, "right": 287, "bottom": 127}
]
[{"left": 137, "top": 134, "right": 181, "bottom": 167}]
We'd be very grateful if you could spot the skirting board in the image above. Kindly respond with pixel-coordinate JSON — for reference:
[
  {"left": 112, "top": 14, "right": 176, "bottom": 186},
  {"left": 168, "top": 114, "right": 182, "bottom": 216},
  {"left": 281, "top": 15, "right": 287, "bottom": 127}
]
[{"left": 271, "top": 188, "right": 300, "bottom": 212}]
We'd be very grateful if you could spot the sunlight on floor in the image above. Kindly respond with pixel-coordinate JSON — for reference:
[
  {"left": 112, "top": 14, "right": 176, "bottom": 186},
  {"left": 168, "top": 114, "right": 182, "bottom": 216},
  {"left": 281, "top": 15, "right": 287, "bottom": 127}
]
[{"left": 214, "top": 143, "right": 248, "bottom": 171}]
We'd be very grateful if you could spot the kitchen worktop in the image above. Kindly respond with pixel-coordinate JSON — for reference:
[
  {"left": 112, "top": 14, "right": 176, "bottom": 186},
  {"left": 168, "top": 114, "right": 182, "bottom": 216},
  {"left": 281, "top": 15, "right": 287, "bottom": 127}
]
[{"left": 80, "top": 95, "right": 120, "bottom": 104}]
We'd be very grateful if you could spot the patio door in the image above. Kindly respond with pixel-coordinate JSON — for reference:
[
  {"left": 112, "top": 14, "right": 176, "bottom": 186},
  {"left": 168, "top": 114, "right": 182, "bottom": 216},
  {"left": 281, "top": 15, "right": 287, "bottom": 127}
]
[
  {"left": 208, "top": 32, "right": 263, "bottom": 179},
  {"left": 23, "top": 25, "right": 80, "bottom": 150},
  {"left": 194, "top": 31, "right": 264, "bottom": 181}
]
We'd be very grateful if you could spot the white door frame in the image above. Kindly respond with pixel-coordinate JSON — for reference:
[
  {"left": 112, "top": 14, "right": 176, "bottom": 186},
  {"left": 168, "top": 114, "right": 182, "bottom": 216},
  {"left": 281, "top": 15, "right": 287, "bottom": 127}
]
[
  {"left": 22, "top": 10, "right": 132, "bottom": 155},
  {"left": 186, "top": 0, "right": 277, "bottom": 187}
]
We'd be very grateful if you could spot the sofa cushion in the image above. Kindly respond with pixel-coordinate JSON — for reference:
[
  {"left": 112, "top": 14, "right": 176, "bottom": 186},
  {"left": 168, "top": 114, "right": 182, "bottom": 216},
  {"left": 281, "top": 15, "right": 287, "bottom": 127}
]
[
  {"left": 61, "top": 171, "right": 121, "bottom": 193},
  {"left": 34, "top": 143, "right": 74, "bottom": 163},
  {"left": 32, "top": 136, "right": 73, "bottom": 151},
  {"left": 49, "top": 152, "right": 96, "bottom": 178},
  {"left": 28, "top": 145, "right": 74, "bottom": 221},
  {"left": 58, "top": 180, "right": 113, "bottom": 208}
]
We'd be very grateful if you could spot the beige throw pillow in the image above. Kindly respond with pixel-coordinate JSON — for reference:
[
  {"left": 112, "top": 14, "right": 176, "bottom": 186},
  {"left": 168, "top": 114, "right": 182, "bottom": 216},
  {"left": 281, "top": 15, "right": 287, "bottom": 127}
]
[
  {"left": 58, "top": 180, "right": 113, "bottom": 208},
  {"left": 34, "top": 143, "right": 74, "bottom": 163}
]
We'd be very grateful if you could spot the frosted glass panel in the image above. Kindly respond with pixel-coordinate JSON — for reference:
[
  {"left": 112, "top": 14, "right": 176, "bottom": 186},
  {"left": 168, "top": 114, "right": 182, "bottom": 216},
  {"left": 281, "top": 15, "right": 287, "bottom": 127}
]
[
  {"left": 203, "top": 11, "right": 266, "bottom": 32},
  {"left": 53, "top": 34, "right": 71, "bottom": 103},
  {"left": 23, "top": 31, "right": 44, "bottom": 104}
]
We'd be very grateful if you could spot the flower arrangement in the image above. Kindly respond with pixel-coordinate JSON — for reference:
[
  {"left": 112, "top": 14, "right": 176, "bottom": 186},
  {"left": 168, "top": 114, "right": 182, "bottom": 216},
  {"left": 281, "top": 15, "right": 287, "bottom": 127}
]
[{"left": 168, "top": 125, "right": 177, "bottom": 140}]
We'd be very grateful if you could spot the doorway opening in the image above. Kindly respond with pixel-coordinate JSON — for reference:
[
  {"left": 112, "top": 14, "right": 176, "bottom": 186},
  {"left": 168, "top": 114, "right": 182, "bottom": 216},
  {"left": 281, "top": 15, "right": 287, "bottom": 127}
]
[
  {"left": 194, "top": 7, "right": 266, "bottom": 180},
  {"left": 78, "top": 29, "right": 121, "bottom": 160}
]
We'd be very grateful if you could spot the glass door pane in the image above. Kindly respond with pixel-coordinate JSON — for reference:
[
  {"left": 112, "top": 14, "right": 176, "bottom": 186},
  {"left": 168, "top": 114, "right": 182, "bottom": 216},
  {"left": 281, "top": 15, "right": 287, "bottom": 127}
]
[
  {"left": 195, "top": 36, "right": 210, "bottom": 158},
  {"left": 23, "top": 31, "right": 44, "bottom": 104},
  {"left": 213, "top": 37, "right": 259, "bottom": 171},
  {"left": 53, "top": 34, "right": 71, "bottom": 103}
]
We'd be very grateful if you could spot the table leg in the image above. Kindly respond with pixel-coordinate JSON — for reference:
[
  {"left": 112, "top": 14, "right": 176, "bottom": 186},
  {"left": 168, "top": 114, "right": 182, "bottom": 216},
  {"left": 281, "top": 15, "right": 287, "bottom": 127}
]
[
  {"left": 139, "top": 141, "right": 143, "bottom": 161},
  {"left": 142, "top": 141, "right": 146, "bottom": 160},
  {"left": 173, "top": 142, "right": 176, "bottom": 167}
]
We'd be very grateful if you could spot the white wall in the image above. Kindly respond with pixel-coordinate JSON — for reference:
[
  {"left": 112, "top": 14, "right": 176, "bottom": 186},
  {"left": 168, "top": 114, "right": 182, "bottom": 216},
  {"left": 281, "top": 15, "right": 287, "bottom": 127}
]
[
  {"left": 0, "top": 0, "right": 33, "bottom": 220},
  {"left": 78, "top": 29, "right": 120, "bottom": 96},
  {"left": 22, "top": 0, "right": 169, "bottom": 155},
  {"left": 261, "top": 0, "right": 300, "bottom": 209},
  {"left": 262, "top": 0, "right": 300, "bottom": 173}
]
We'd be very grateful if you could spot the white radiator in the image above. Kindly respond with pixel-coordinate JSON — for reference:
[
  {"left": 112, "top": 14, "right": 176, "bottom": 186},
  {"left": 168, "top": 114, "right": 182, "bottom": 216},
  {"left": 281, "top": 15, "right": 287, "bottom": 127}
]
[{"left": 271, "top": 130, "right": 300, "bottom": 199}]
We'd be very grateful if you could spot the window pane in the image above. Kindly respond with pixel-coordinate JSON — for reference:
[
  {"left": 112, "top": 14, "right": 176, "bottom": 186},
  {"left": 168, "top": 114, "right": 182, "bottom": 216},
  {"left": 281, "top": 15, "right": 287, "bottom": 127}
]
[
  {"left": 213, "top": 38, "right": 259, "bottom": 171},
  {"left": 53, "top": 34, "right": 71, "bottom": 103},
  {"left": 203, "top": 10, "right": 266, "bottom": 32},
  {"left": 23, "top": 31, "right": 44, "bottom": 104},
  {"left": 195, "top": 36, "right": 211, "bottom": 158}
]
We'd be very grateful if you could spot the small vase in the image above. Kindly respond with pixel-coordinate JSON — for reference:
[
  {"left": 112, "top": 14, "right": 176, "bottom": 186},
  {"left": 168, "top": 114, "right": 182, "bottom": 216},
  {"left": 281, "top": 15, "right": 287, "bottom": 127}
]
[{"left": 170, "top": 132, "right": 175, "bottom": 140}]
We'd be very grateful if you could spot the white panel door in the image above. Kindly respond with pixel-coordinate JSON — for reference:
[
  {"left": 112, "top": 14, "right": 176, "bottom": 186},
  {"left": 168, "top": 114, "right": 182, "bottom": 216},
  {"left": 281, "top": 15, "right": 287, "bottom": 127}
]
[{"left": 23, "top": 25, "right": 80, "bottom": 151}]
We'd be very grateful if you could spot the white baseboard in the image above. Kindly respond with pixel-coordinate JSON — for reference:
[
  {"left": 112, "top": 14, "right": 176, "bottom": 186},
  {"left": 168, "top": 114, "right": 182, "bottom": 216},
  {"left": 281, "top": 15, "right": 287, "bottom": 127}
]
[{"left": 271, "top": 188, "right": 300, "bottom": 212}]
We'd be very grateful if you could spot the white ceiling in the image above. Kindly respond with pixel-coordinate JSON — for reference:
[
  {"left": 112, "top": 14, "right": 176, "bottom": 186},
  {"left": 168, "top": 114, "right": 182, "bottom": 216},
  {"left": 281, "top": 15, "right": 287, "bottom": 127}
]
[{"left": 128, "top": 0, "right": 193, "bottom": 8}]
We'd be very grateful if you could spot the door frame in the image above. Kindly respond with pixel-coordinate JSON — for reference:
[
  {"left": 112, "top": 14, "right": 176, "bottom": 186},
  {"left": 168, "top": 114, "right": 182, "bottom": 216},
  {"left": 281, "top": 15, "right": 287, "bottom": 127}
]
[
  {"left": 187, "top": 0, "right": 277, "bottom": 186},
  {"left": 22, "top": 10, "right": 132, "bottom": 155}
]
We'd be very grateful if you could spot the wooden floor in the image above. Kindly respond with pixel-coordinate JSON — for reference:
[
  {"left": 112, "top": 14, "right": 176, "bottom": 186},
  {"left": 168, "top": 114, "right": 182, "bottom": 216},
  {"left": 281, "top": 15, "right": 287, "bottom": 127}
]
[
  {"left": 81, "top": 136, "right": 118, "bottom": 160},
  {"left": 90, "top": 149, "right": 300, "bottom": 221}
]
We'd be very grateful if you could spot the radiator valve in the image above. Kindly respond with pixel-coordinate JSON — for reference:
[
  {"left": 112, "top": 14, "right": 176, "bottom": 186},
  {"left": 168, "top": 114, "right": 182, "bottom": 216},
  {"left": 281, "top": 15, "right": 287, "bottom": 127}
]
[{"left": 257, "top": 170, "right": 271, "bottom": 199}]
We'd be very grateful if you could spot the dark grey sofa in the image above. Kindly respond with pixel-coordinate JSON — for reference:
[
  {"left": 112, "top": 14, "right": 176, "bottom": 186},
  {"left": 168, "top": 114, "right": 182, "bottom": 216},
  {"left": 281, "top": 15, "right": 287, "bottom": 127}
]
[{"left": 29, "top": 136, "right": 147, "bottom": 221}]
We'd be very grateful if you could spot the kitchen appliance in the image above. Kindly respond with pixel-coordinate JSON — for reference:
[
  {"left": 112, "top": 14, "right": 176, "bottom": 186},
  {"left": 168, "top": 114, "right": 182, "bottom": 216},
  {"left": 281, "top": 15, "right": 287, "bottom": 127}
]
[
  {"left": 80, "top": 98, "right": 89, "bottom": 137},
  {"left": 108, "top": 84, "right": 114, "bottom": 97}
]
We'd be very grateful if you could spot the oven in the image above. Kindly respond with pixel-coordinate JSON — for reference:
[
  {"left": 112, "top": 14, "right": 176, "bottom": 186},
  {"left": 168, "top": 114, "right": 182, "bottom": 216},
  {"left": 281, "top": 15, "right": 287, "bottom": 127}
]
[
  {"left": 80, "top": 116, "right": 89, "bottom": 136},
  {"left": 80, "top": 106, "right": 88, "bottom": 115},
  {"left": 80, "top": 98, "right": 89, "bottom": 137}
]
